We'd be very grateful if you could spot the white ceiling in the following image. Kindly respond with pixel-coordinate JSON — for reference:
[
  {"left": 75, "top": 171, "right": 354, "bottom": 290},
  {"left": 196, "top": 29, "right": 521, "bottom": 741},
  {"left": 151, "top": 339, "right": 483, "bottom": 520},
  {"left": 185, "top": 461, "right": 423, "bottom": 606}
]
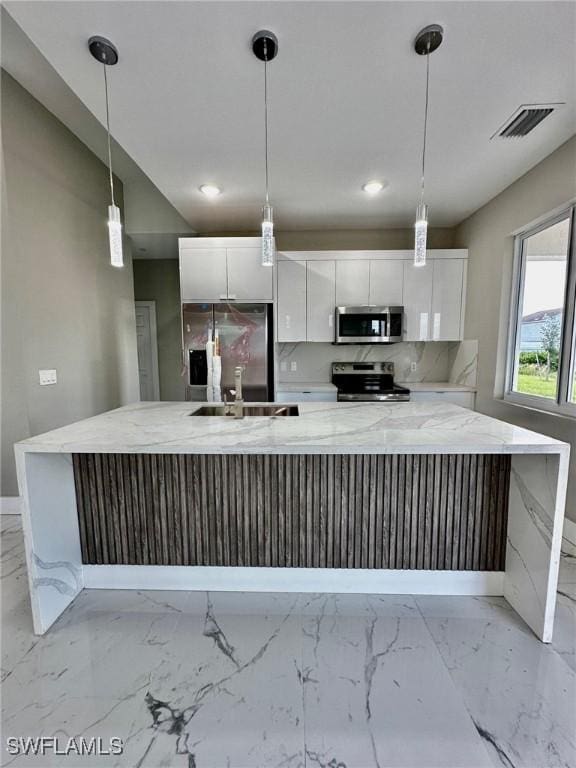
[{"left": 5, "top": 1, "right": 576, "bottom": 232}]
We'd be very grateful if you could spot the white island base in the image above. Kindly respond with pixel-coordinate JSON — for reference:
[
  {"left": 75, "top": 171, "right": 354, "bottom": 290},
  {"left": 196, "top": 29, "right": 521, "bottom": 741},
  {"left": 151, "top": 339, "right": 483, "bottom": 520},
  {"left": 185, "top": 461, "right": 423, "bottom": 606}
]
[{"left": 15, "top": 401, "right": 569, "bottom": 642}]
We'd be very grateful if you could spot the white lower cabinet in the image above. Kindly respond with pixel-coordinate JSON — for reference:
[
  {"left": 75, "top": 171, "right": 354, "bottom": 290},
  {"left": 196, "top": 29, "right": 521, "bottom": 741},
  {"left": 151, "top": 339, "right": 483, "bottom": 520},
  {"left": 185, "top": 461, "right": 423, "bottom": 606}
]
[
  {"left": 306, "top": 261, "right": 336, "bottom": 342},
  {"left": 410, "top": 391, "right": 475, "bottom": 409},
  {"left": 276, "top": 260, "right": 307, "bottom": 342}
]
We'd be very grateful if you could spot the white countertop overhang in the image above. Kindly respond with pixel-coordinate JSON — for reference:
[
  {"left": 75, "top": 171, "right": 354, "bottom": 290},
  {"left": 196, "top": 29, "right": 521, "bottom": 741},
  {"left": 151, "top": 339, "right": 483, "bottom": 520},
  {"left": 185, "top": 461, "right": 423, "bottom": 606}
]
[{"left": 15, "top": 401, "right": 568, "bottom": 457}]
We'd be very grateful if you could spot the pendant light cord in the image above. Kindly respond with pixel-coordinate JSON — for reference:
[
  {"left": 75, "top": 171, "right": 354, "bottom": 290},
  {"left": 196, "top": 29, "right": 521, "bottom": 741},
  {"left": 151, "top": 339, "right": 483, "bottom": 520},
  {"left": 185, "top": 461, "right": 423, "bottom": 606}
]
[
  {"left": 263, "top": 41, "right": 270, "bottom": 205},
  {"left": 103, "top": 63, "right": 116, "bottom": 207},
  {"left": 420, "top": 41, "right": 431, "bottom": 205}
]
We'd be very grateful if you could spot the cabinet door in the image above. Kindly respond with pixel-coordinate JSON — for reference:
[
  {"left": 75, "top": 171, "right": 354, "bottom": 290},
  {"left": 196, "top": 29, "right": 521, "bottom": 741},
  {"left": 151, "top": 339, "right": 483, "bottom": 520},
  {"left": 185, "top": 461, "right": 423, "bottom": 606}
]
[
  {"left": 276, "top": 261, "right": 307, "bottom": 342},
  {"left": 226, "top": 247, "right": 274, "bottom": 301},
  {"left": 179, "top": 248, "right": 227, "bottom": 301},
  {"left": 369, "top": 261, "right": 404, "bottom": 305},
  {"left": 307, "top": 261, "right": 336, "bottom": 342},
  {"left": 403, "top": 261, "right": 433, "bottom": 341},
  {"left": 431, "top": 259, "right": 466, "bottom": 341},
  {"left": 335, "top": 260, "right": 369, "bottom": 305}
]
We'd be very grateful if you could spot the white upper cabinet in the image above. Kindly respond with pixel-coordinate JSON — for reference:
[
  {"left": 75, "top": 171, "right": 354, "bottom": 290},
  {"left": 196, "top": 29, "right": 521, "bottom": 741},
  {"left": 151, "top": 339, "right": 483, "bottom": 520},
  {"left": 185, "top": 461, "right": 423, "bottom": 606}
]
[
  {"left": 335, "top": 260, "right": 370, "bottom": 306},
  {"left": 180, "top": 247, "right": 227, "bottom": 302},
  {"left": 179, "top": 238, "right": 273, "bottom": 302},
  {"left": 227, "top": 247, "right": 274, "bottom": 301},
  {"left": 431, "top": 259, "right": 466, "bottom": 341},
  {"left": 276, "top": 260, "right": 307, "bottom": 342},
  {"left": 307, "top": 260, "right": 336, "bottom": 342},
  {"left": 403, "top": 261, "right": 433, "bottom": 341},
  {"left": 369, "top": 260, "right": 404, "bottom": 305}
]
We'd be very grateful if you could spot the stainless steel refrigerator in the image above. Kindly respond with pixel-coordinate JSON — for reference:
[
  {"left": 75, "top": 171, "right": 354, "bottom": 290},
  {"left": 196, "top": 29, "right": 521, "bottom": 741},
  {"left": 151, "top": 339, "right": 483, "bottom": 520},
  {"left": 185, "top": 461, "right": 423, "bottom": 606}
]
[{"left": 182, "top": 303, "right": 274, "bottom": 402}]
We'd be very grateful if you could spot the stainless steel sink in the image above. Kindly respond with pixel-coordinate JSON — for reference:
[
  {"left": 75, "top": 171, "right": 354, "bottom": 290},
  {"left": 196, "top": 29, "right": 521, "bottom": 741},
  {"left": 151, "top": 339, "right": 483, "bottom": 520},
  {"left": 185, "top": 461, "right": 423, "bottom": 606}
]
[{"left": 191, "top": 405, "right": 299, "bottom": 417}]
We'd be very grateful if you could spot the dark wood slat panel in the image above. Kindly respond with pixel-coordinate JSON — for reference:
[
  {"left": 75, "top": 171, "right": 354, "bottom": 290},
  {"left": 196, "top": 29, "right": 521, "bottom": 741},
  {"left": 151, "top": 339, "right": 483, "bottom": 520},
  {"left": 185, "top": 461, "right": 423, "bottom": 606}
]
[
  {"left": 395, "top": 455, "right": 405, "bottom": 569},
  {"left": 376, "top": 454, "right": 386, "bottom": 569},
  {"left": 74, "top": 453, "right": 510, "bottom": 570},
  {"left": 333, "top": 455, "right": 342, "bottom": 568},
  {"left": 494, "top": 455, "right": 510, "bottom": 570},
  {"left": 433, "top": 455, "right": 443, "bottom": 569},
  {"left": 409, "top": 455, "right": 419, "bottom": 569},
  {"left": 457, "top": 455, "right": 468, "bottom": 570},
  {"left": 73, "top": 455, "right": 90, "bottom": 565},
  {"left": 326, "top": 455, "right": 334, "bottom": 568}
]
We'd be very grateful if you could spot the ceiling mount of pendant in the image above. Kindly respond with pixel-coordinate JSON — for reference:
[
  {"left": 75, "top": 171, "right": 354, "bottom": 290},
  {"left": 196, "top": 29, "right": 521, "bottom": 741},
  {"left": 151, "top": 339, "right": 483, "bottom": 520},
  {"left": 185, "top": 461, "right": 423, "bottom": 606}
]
[
  {"left": 252, "top": 30, "right": 278, "bottom": 62},
  {"left": 88, "top": 36, "right": 119, "bottom": 66},
  {"left": 414, "top": 24, "right": 444, "bottom": 56}
]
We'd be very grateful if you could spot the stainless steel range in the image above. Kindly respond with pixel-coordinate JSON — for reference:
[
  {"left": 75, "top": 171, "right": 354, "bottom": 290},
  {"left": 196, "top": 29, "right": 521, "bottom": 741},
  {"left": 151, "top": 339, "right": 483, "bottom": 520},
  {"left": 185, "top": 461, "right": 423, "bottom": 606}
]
[{"left": 331, "top": 362, "right": 410, "bottom": 402}]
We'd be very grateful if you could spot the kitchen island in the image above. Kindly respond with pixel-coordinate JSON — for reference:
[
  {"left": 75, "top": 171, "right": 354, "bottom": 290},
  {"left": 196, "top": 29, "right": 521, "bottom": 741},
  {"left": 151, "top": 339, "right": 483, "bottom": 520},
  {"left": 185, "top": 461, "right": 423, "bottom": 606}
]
[{"left": 15, "top": 401, "right": 569, "bottom": 642}]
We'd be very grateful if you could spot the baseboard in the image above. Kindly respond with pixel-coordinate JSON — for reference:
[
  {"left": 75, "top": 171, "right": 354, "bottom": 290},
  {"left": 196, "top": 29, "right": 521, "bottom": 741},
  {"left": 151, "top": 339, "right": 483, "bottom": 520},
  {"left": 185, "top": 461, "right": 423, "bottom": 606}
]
[
  {"left": 83, "top": 565, "right": 504, "bottom": 595},
  {"left": 562, "top": 517, "right": 576, "bottom": 557},
  {"left": 0, "top": 497, "right": 22, "bottom": 515}
]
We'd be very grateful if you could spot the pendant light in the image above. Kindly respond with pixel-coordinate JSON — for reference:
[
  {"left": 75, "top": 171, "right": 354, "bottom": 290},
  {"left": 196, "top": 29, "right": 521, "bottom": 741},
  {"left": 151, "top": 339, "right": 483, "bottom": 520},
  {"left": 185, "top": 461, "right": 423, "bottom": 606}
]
[
  {"left": 88, "top": 36, "right": 123, "bottom": 268},
  {"left": 252, "top": 30, "right": 278, "bottom": 267},
  {"left": 413, "top": 24, "right": 443, "bottom": 267}
]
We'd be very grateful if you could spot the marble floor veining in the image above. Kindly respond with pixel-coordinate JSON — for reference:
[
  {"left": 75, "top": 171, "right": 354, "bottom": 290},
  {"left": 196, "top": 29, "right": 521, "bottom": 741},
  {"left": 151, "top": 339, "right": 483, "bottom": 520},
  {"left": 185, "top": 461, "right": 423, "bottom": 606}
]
[{"left": 1, "top": 516, "right": 575, "bottom": 768}]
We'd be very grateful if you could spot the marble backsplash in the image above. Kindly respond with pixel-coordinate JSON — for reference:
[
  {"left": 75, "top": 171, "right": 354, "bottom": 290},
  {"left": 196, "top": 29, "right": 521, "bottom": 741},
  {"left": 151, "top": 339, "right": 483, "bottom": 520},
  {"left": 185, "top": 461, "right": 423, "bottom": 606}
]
[{"left": 277, "top": 340, "right": 478, "bottom": 386}]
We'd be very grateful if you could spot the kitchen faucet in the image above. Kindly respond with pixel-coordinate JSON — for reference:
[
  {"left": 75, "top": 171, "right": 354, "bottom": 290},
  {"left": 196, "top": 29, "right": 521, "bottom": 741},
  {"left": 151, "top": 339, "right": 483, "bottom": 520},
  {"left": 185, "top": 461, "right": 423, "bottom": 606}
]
[{"left": 225, "top": 366, "right": 244, "bottom": 418}]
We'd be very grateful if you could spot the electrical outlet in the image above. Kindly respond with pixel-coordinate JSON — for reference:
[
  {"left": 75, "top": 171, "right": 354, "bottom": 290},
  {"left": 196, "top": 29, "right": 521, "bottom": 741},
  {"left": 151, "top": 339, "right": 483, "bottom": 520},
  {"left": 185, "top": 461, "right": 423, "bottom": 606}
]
[
  {"left": 410, "top": 362, "right": 418, "bottom": 373},
  {"left": 290, "top": 361, "right": 298, "bottom": 372},
  {"left": 39, "top": 369, "right": 57, "bottom": 385},
  {"left": 280, "top": 361, "right": 287, "bottom": 372}
]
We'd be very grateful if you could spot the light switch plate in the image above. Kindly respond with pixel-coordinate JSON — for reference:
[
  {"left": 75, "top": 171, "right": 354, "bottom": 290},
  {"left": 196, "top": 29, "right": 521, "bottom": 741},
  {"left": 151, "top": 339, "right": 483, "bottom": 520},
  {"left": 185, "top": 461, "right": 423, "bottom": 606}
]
[
  {"left": 290, "top": 361, "right": 298, "bottom": 372},
  {"left": 410, "top": 362, "right": 418, "bottom": 372},
  {"left": 39, "top": 369, "right": 57, "bottom": 386}
]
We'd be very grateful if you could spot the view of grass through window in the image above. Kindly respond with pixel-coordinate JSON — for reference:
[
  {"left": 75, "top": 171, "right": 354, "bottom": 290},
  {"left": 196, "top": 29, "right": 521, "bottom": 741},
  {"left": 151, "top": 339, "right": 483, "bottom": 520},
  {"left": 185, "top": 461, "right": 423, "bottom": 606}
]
[{"left": 513, "top": 218, "right": 569, "bottom": 400}]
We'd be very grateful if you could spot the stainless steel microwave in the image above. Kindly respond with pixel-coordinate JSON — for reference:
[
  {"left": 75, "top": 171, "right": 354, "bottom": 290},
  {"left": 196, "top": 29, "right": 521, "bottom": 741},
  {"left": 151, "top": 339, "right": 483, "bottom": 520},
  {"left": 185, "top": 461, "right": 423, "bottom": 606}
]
[{"left": 334, "top": 306, "right": 404, "bottom": 344}]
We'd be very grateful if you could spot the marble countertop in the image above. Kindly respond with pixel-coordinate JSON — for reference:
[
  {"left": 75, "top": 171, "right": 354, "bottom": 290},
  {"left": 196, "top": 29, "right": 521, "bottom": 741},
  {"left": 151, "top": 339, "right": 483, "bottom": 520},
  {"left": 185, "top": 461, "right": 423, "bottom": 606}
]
[
  {"left": 398, "top": 382, "right": 477, "bottom": 393},
  {"left": 15, "top": 401, "right": 568, "bottom": 456},
  {"left": 276, "top": 382, "right": 337, "bottom": 392}
]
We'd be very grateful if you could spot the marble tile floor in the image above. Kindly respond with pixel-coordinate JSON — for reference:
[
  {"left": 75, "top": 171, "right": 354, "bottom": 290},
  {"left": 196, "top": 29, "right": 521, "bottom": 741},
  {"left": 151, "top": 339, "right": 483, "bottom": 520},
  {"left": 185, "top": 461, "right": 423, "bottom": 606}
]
[{"left": 1, "top": 515, "right": 575, "bottom": 768}]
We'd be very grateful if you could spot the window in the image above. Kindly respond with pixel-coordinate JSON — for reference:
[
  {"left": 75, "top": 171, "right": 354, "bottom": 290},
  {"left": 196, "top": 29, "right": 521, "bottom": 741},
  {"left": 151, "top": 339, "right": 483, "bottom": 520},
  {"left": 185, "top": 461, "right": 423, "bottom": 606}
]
[{"left": 506, "top": 205, "right": 576, "bottom": 417}]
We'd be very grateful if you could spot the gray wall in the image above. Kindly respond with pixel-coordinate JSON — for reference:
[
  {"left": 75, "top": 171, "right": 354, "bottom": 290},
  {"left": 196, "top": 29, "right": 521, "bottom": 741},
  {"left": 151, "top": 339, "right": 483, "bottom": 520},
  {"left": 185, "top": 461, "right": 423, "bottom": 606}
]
[
  {"left": 456, "top": 135, "right": 576, "bottom": 523},
  {"left": 199, "top": 228, "right": 456, "bottom": 250},
  {"left": 132, "top": 259, "right": 185, "bottom": 401},
  {"left": 1, "top": 72, "right": 139, "bottom": 496},
  {"left": 275, "top": 228, "right": 456, "bottom": 251}
]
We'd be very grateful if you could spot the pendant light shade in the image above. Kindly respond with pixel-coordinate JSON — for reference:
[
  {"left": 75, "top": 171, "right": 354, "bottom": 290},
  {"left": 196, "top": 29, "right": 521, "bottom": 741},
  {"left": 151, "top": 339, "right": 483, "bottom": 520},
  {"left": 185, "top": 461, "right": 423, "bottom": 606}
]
[
  {"left": 108, "top": 204, "right": 123, "bottom": 268},
  {"left": 252, "top": 31, "right": 278, "bottom": 267},
  {"left": 413, "top": 25, "right": 443, "bottom": 267},
  {"left": 88, "top": 36, "right": 123, "bottom": 268},
  {"left": 414, "top": 203, "right": 428, "bottom": 268},
  {"left": 261, "top": 203, "right": 274, "bottom": 267}
]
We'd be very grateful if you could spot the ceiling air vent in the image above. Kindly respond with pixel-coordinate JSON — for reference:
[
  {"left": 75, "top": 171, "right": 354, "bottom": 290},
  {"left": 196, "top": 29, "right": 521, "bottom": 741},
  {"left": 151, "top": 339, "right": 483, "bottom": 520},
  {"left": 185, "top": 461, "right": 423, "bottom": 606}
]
[{"left": 491, "top": 103, "right": 563, "bottom": 139}]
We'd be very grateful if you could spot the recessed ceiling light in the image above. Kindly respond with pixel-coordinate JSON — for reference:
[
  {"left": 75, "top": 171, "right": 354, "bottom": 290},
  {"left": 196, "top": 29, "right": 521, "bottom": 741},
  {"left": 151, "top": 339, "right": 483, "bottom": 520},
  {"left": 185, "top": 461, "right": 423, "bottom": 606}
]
[
  {"left": 199, "top": 184, "right": 221, "bottom": 198},
  {"left": 362, "top": 180, "right": 385, "bottom": 195}
]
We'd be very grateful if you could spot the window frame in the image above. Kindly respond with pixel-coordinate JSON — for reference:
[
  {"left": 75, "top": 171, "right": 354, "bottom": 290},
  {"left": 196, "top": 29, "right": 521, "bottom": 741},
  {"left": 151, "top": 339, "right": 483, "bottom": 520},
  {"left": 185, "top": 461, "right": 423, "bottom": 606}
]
[{"left": 505, "top": 203, "right": 576, "bottom": 418}]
